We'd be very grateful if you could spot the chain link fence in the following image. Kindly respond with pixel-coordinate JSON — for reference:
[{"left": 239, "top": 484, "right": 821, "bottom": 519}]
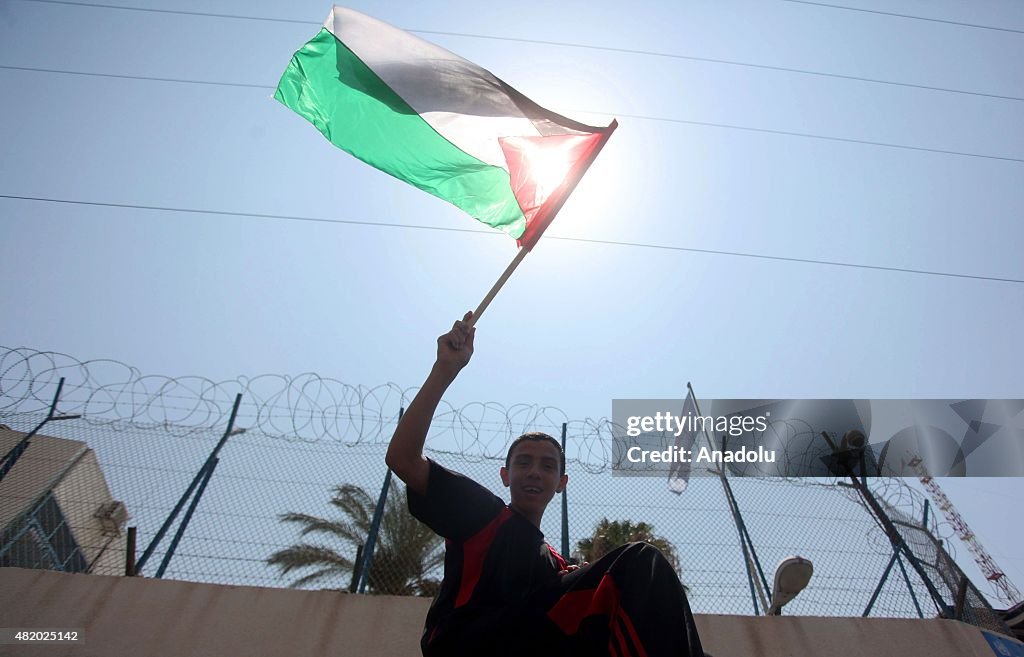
[{"left": 0, "top": 347, "right": 1011, "bottom": 634}]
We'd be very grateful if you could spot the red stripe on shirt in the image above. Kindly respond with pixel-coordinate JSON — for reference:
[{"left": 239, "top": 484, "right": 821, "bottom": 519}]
[
  {"left": 616, "top": 606, "right": 650, "bottom": 657},
  {"left": 547, "top": 544, "right": 568, "bottom": 570},
  {"left": 454, "top": 507, "right": 514, "bottom": 608},
  {"left": 546, "top": 573, "right": 621, "bottom": 635}
]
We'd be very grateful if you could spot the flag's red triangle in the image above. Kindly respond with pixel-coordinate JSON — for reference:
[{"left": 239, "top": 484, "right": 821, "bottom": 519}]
[{"left": 499, "top": 128, "right": 612, "bottom": 250}]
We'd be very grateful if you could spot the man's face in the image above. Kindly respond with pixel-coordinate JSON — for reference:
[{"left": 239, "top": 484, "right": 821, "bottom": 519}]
[{"left": 500, "top": 440, "right": 568, "bottom": 517}]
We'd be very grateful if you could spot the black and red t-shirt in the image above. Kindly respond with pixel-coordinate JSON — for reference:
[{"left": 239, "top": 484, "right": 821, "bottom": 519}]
[{"left": 408, "top": 458, "right": 568, "bottom": 655}]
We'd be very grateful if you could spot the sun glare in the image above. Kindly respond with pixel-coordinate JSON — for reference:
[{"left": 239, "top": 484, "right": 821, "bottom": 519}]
[{"left": 528, "top": 140, "right": 576, "bottom": 201}]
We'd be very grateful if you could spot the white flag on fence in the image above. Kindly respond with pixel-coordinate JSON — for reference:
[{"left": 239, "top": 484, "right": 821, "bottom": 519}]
[{"left": 668, "top": 390, "right": 700, "bottom": 494}]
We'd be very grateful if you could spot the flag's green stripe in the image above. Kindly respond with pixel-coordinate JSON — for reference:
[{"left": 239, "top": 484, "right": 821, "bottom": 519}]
[{"left": 275, "top": 28, "right": 525, "bottom": 237}]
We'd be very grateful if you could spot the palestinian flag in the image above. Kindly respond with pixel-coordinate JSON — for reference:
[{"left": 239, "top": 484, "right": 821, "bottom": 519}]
[{"left": 275, "top": 6, "right": 616, "bottom": 250}]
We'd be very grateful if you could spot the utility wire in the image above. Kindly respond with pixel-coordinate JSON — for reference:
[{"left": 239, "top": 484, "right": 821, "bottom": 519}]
[
  {"left": 0, "top": 64, "right": 274, "bottom": 90},
  {"left": 407, "top": 31, "right": 1024, "bottom": 104},
  {"left": 15, "top": 0, "right": 1024, "bottom": 103},
  {"left": 780, "top": 0, "right": 1024, "bottom": 35},
  {"left": 574, "top": 108, "right": 1024, "bottom": 165},
  {"left": 19, "top": 0, "right": 320, "bottom": 25},
  {"left": 0, "top": 193, "right": 499, "bottom": 236},
  {"left": 3, "top": 64, "right": 1021, "bottom": 165},
  {"left": 2, "top": 194, "right": 1021, "bottom": 285}
]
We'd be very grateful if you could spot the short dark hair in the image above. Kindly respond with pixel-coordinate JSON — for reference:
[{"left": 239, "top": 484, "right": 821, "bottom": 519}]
[{"left": 505, "top": 432, "right": 565, "bottom": 475}]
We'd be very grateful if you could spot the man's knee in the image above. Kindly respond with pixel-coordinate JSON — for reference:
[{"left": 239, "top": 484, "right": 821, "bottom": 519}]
[
  {"left": 623, "top": 541, "right": 666, "bottom": 557},
  {"left": 620, "top": 541, "right": 673, "bottom": 567}
]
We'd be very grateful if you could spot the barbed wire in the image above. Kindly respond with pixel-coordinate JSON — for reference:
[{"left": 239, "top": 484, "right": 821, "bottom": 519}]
[
  {"left": 0, "top": 343, "right": 963, "bottom": 570},
  {"left": 0, "top": 346, "right": 621, "bottom": 466},
  {"left": 0, "top": 346, "right": 1002, "bottom": 512}
]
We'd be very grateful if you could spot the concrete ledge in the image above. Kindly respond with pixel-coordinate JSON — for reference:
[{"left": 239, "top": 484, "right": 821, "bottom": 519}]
[
  {"left": 0, "top": 568, "right": 426, "bottom": 657},
  {"left": 0, "top": 568, "right": 1011, "bottom": 656}
]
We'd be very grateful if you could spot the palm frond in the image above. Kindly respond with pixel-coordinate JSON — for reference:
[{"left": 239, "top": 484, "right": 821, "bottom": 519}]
[
  {"left": 266, "top": 543, "right": 353, "bottom": 575},
  {"left": 271, "top": 480, "right": 443, "bottom": 595},
  {"left": 278, "top": 512, "right": 348, "bottom": 536},
  {"left": 329, "top": 484, "right": 375, "bottom": 529},
  {"left": 288, "top": 567, "right": 350, "bottom": 590}
]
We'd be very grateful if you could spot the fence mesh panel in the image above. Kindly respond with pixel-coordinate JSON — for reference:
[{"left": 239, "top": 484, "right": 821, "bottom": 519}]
[{"left": 0, "top": 347, "right": 1011, "bottom": 634}]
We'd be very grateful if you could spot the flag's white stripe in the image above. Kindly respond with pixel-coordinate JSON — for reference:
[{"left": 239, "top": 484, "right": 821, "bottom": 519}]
[{"left": 324, "top": 6, "right": 540, "bottom": 169}]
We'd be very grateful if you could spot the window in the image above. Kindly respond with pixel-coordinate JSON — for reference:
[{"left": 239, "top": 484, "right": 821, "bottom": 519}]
[{"left": 0, "top": 491, "right": 88, "bottom": 572}]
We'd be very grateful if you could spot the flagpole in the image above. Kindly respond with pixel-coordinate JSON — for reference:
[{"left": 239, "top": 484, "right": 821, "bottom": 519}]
[{"left": 468, "top": 247, "right": 529, "bottom": 327}]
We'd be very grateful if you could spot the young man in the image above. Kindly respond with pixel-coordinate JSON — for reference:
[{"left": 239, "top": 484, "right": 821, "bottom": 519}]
[{"left": 386, "top": 312, "right": 705, "bottom": 657}]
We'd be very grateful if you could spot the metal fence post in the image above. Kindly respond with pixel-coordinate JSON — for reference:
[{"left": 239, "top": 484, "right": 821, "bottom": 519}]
[
  {"left": 863, "top": 550, "right": 899, "bottom": 616},
  {"left": 0, "top": 377, "right": 81, "bottom": 483},
  {"left": 560, "top": 422, "right": 569, "bottom": 559},
  {"left": 840, "top": 452, "right": 948, "bottom": 617},
  {"left": 125, "top": 526, "right": 137, "bottom": 576},
  {"left": 359, "top": 469, "right": 392, "bottom": 594},
  {"left": 155, "top": 457, "right": 220, "bottom": 578},
  {"left": 349, "top": 544, "right": 364, "bottom": 593},
  {"left": 134, "top": 393, "right": 243, "bottom": 575},
  {"left": 358, "top": 407, "right": 402, "bottom": 593},
  {"left": 688, "top": 383, "right": 770, "bottom": 615},
  {"left": 894, "top": 551, "right": 926, "bottom": 618}
]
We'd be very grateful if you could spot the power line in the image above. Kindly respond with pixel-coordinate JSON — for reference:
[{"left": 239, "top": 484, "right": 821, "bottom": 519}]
[
  {"left": 2, "top": 194, "right": 1021, "bottom": 285},
  {"left": 15, "top": 0, "right": 1024, "bottom": 103},
  {"left": 575, "top": 108, "right": 1024, "bottom": 165},
  {"left": 19, "top": 0, "right": 319, "bottom": 25},
  {"left": 0, "top": 64, "right": 273, "bottom": 90},
  {"left": 548, "top": 234, "right": 1024, "bottom": 285},
  {"left": 780, "top": 0, "right": 1024, "bottom": 35},
  {"left": 3, "top": 64, "right": 1022, "bottom": 165},
  {"left": 412, "top": 31, "right": 1024, "bottom": 104},
  {"left": 408, "top": 31, "right": 1024, "bottom": 104},
  {"left": 0, "top": 193, "right": 499, "bottom": 235}
]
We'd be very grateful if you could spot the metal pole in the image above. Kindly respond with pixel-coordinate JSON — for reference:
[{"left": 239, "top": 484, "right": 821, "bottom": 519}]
[
  {"left": 688, "top": 383, "right": 769, "bottom": 615},
  {"left": 894, "top": 552, "right": 925, "bottom": 618},
  {"left": 0, "top": 377, "right": 81, "bottom": 483},
  {"left": 349, "top": 544, "right": 364, "bottom": 593},
  {"left": 359, "top": 469, "right": 392, "bottom": 593},
  {"left": 720, "top": 472, "right": 770, "bottom": 614},
  {"left": 732, "top": 480, "right": 772, "bottom": 598},
  {"left": 844, "top": 463, "right": 947, "bottom": 617},
  {"left": 359, "top": 407, "right": 402, "bottom": 593},
  {"left": 863, "top": 550, "right": 900, "bottom": 616},
  {"left": 724, "top": 479, "right": 761, "bottom": 614},
  {"left": 155, "top": 457, "right": 219, "bottom": 579},
  {"left": 135, "top": 393, "right": 243, "bottom": 575},
  {"left": 134, "top": 449, "right": 213, "bottom": 574},
  {"left": 560, "top": 422, "right": 569, "bottom": 560},
  {"left": 953, "top": 575, "right": 969, "bottom": 621},
  {"left": 125, "top": 526, "right": 137, "bottom": 576}
]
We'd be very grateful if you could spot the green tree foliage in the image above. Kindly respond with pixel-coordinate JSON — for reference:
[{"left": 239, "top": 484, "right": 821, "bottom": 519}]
[
  {"left": 267, "top": 481, "right": 443, "bottom": 595},
  {"left": 575, "top": 517, "right": 681, "bottom": 573}
]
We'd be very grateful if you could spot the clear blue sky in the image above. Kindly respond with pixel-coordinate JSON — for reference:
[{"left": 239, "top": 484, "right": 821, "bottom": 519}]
[{"left": 1, "top": 0, "right": 1022, "bottom": 605}]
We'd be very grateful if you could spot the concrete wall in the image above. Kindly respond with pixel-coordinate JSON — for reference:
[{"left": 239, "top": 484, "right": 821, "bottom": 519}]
[{"left": 1, "top": 567, "right": 1017, "bottom": 657}]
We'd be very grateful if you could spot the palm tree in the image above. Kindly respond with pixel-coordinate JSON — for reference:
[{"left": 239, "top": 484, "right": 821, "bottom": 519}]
[
  {"left": 575, "top": 518, "right": 681, "bottom": 573},
  {"left": 267, "top": 481, "right": 443, "bottom": 595}
]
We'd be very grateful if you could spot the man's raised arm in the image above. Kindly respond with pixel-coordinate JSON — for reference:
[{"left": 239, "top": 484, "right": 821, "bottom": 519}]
[{"left": 385, "top": 311, "right": 475, "bottom": 496}]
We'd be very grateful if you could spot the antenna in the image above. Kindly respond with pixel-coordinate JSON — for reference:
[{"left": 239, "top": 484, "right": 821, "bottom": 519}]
[{"left": 908, "top": 455, "right": 1022, "bottom": 606}]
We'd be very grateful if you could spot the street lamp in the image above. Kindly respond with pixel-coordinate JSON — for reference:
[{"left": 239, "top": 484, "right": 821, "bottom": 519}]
[{"left": 767, "top": 556, "right": 814, "bottom": 615}]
